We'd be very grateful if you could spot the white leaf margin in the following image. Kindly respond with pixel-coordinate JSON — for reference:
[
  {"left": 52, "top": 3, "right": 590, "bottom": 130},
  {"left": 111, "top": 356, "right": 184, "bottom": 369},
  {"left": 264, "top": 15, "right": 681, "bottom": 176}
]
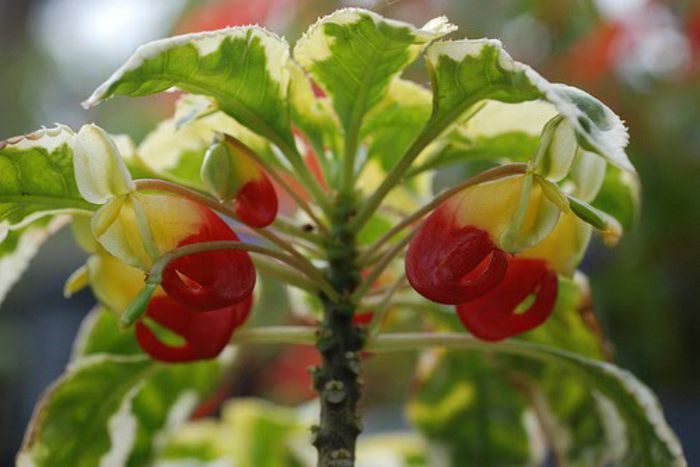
[
  {"left": 83, "top": 26, "right": 291, "bottom": 109},
  {"left": 294, "top": 8, "right": 456, "bottom": 65},
  {"left": 0, "top": 216, "right": 68, "bottom": 307},
  {"left": 426, "top": 39, "right": 634, "bottom": 173}
]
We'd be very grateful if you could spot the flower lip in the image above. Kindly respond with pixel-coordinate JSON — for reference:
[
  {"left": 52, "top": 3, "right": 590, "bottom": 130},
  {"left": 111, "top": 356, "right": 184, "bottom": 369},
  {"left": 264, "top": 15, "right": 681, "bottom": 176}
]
[
  {"left": 406, "top": 212, "right": 507, "bottom": 305},
  {"left": 234, "top": 176, "right": 279, "bottom": 228},
  {"left": 456, "top": 257, "right": 558, "bottom": 341},
  {"left": 135, "top": 293, "right": 252, "bottom": 363},
  {"left": 161, "top": 202, "right": 256, "bottom": 311}
]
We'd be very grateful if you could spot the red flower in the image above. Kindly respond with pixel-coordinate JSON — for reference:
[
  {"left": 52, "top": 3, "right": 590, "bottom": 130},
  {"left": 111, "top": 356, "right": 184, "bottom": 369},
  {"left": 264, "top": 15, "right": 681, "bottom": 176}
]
[
  {"left": 406, "top": 218, "right": 509, "bottom": 305},
  {"left": 456, "top": 258, "right": 558, "bottom": 341},
  {"left": 135, "top": 294, "right": 252, "bottom": 363},
  {"left": 405, "top": 175, "right": 590, "bottom": 341},
  {"left": 160, "top": 199, "right": 256, "bottom": 311}
]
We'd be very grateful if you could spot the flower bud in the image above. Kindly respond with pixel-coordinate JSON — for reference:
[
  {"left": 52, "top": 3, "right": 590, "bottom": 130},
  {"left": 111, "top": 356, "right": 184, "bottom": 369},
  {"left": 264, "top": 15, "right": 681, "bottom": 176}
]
[{"left": 201, "top": 136, "right": 278, "bottom": 227}]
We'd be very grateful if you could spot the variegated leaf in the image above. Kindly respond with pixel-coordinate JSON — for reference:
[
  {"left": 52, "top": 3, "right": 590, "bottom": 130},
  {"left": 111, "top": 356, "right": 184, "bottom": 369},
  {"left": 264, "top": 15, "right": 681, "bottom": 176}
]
[{"left": 84, "top": 27, "right": 295, "bottom": 151}]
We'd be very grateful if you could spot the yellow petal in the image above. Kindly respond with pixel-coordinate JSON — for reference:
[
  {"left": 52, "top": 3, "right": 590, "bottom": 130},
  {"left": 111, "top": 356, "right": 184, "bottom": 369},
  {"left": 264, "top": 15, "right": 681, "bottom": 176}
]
[
  {"left": 95, "top": 193, "right": 207, "bottom": 270},
  {"left": 73, "top": 124, "right": 134, "bottom": 204},
  {"left": 520, "top": 213, "right": 592, "bottom": 275},
  {"left": 87, "top": 253, "right": 153, "bottom": 316},
  {"left": 63, "top": 264, "right": 89, "bottom": 298}
]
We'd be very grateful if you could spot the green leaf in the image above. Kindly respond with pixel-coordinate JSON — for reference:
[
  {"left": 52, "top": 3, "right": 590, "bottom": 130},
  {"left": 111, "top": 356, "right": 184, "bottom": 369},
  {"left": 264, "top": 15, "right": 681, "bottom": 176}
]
[
  {"left": 21, "top": 308, "right": 232, "bottom": 467},
  {"left": 0, "top": 216, "right": 67, "bottom": 307},
  {"left": 71, "top": 307, "right": 143, "bottom": 358},
  {"left": 408, "top": 351, "right": 542, "bottom": 466},
  {"left": 0, "top": 125, "right": 94, "bottom": 230},
  {"left": 159, "top": 398, "right": 305, "bottom": 467},
  {"left": 360, "top": 79, "right": 432, "bottom": 171},
  {"left": 84, "top": 27, "right": 295, "bottom": 150},
  {"left": 592, "top": 165, "right": 641, "bottom": 230},
  {"left": 294, "top": 8, "right": 454, "bottom": 158},
  {"left": 424, "top": 39, "right": 633, "bottom": 173},
  {"left": 18, "top": 354, "right": 153, "bottom": 467}
]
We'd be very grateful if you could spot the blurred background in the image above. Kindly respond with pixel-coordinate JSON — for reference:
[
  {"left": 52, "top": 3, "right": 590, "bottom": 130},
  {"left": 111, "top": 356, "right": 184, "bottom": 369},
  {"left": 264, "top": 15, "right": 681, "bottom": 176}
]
[{"left": 0, "top": 0, "right": 698, "bottom": 464}]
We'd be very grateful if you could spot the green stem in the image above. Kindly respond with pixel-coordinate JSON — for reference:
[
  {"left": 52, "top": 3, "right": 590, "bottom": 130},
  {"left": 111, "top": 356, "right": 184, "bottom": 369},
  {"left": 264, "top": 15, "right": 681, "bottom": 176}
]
[
  {"left": 352, "top": 230, "right": 416, "bottom": 301},
  {"left": 232, "top": 326, "right": 316, "bottom": 346},
  {"left": 312, "top": 191, "right": 364, "bottom": 467},
  {"left": 252, "top": 256, "right": 320, "bottom": 294},
  {"left": 367, "top": 276, "right": 406, "bottom": 338},
  {"left": 350, "top": 90, "right": 495, "bottom": 233},
  {"left": 147, "top": 240, "right": 338, "bottom": 302},
  {"left": 341, "top": 124, "right": 359, "bottom": 193},
  {"left": 229, "top": 328, "right": 584, "bottom": 367},
  {"left": 275, "top": 136, "right": 333, "bottom": 216}
]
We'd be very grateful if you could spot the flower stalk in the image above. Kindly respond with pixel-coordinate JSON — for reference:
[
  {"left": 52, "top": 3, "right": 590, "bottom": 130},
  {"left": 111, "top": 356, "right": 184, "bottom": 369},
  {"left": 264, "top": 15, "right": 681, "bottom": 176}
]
[{"left": 312, "top": 191, "right": 365, "bottom": 466}]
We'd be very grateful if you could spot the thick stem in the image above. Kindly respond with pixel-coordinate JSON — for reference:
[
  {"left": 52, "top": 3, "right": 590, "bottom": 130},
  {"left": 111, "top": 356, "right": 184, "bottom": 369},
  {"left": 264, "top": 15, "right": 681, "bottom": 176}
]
[{"left": 313, "top": 192, "right": 364, "bottom": 467}]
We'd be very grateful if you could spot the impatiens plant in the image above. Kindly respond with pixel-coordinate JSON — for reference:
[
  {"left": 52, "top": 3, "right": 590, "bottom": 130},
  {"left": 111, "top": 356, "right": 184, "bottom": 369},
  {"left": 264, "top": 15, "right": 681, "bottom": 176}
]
[{"left": 1, "top": 8, "right": 686, "bottom": 467}]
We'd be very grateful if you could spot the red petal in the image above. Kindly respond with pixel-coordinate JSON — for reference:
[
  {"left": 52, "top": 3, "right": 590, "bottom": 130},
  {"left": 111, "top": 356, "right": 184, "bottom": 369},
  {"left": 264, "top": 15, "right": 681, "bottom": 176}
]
[
  {"left": 456, "top": 258, "right": 558, "bottom": 341},
  {"left": 135, "top": 294, "right": 253, "bottom": 363},
  {"left": 162, "top": 204, "right": 256, "bottom": 311},
  {"left": 406, "top": 209, "right": 507, "bottom": 305},
  {"left": 353, "top": 311, "right": 374, "bottom": 325},
  {"left": 235, "top": 176, "right": 278, "bottom": 228}
]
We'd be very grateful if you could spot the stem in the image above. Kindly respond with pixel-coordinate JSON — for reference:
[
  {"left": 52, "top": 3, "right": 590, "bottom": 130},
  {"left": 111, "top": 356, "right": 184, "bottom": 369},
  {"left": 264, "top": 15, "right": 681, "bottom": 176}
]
[
  {"left": 147, "top": 240, "right": 338, "bottom": 302},
  {"left": 352, "top": 230, "right": 416, "bottom": 301},
  {"left": 342, "top": 125, "right": 358, "bottom": 193},
  {"left": 274, "top": 135, "right": 333, "bottom": 216},
  {"left": 313, "top": 191, "right": 364, "bottom": 466},
  {"left": 252, "top": 256, "right": 319, "bottom": 294},
  {"left": 232, "top": 326, "right": 316, "bottom": 346},
  {"left": 274, "top": 216, "right": 325, "bottom": 245},
  {"left": 350, "top": 89, "right": 496, "bottom": 233},
  {"left": 367, "top": 276, "right": 406, "bottom": 338},
  {"left": 358, "top": 163, "right": 528, "bottom": 264}
]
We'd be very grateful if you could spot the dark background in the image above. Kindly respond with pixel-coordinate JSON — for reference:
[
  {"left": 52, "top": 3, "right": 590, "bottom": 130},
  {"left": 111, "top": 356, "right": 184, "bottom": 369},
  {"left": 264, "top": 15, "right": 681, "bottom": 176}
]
[{"left": 1, "top": 0, "right": 698, "bottom": 464}]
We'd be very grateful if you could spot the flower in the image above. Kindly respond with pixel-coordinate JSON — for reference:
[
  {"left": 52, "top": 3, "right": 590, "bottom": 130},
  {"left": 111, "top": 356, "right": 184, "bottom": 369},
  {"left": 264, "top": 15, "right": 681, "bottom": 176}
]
[
  {"left": 201, "top": 135, "right": 278, "bottom": 228},
  {"left": 70, "top": 124, "right": 256, "bottom": 361},
  {"left": 135, "top": 294, "right": 252, "bottom": 362},
  {"left": 405, "top": 171, "right": 594, "bottom": 340},
  {"left": 405, "top": 173, "right": 549, "bottom": 306}
]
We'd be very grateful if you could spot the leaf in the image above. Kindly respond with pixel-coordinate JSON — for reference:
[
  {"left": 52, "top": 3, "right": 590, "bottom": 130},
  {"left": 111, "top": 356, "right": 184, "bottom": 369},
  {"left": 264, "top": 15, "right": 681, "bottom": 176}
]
[
  {"left": 158, "top": 397, "right": 429, "bottom": 467},
  {"left": 360, "top": 79, "right": 432, "bottom": 171},
  {"left": 20, "top": 308, "right": 232, "bottom": 467},
  {"left": 18, "top": 354, "right": 153, "bottom": 467},
  {"left": 0, "top": 125, "right": 94, "bottom": 231},
  {"left": 71, "top": 307, "right": 143, "bottom": 358},
  {"left": 591, "top": 165, "right": 641, "bottom": 231},
  {"left": 424, "top": 39, "right": 633, "bottom": 173},
  {"left": 408, "top": 350, "right": 544, "bottom": 466},
  {"left": 0, "top": 216, "right": 67, "bottom": 307},
  {"left": 159, "top": 398, "right": 305, "bottom": 467},
  {"left": 409, "top": 274, "right": 684, "bottom": 466},
  {"left": 84, "top": 27, "right": 295, "bottom": 150},
  {"left": 294, "top": 8, "right": 454, "bottom": 152}
]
